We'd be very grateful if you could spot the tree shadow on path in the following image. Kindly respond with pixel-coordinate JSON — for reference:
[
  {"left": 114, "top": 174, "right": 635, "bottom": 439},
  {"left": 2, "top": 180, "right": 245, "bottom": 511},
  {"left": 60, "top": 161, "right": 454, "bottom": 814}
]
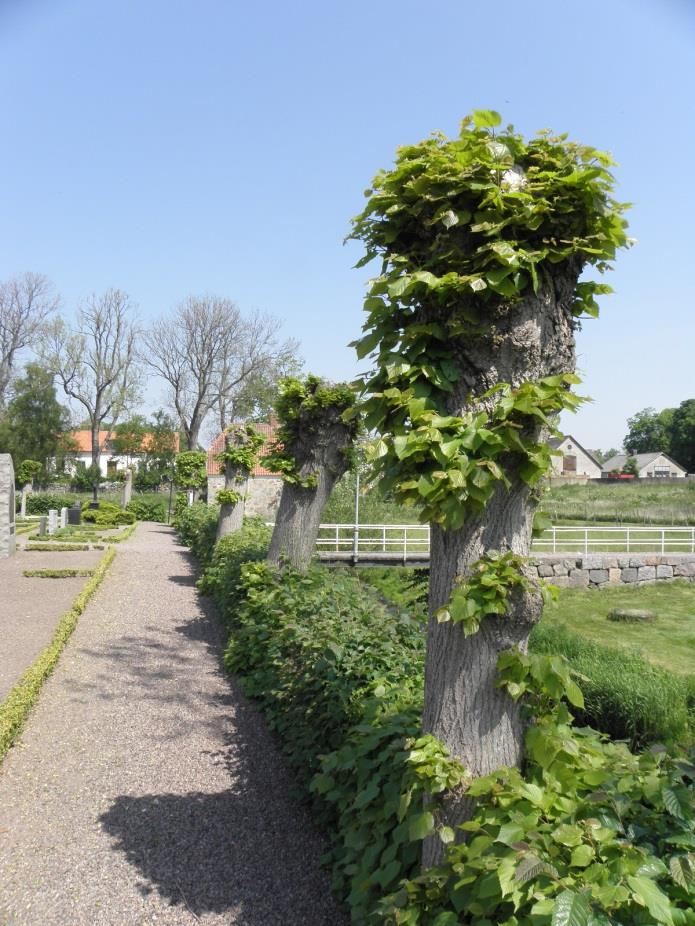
[{"left": 98, "top": 542, "right": 346, "bottom": 925}]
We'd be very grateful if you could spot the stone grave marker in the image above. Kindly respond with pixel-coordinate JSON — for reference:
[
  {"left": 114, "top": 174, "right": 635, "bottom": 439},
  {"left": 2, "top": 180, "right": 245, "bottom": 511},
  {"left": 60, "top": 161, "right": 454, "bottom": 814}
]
[
  {"left": 48, "top": 509, "right": 58, "bottom": 535},
  {"left": 0, "top": 454, "right": 16, "bottom": 558},
  {"left": 122, "top": 468, "right": 133, "bottom": 508},
  {"left": 60, "top": 507, "right": 69, "bottom": 529},
  {"left": 38, "top": 516, "right": 47, "bottom": 536}
]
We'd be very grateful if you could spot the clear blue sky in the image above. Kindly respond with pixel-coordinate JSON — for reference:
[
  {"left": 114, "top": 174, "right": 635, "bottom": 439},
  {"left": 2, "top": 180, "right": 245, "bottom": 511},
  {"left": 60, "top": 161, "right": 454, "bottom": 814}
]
[{"left": 1, "top": 0, "right": 693, "bottom": 450}]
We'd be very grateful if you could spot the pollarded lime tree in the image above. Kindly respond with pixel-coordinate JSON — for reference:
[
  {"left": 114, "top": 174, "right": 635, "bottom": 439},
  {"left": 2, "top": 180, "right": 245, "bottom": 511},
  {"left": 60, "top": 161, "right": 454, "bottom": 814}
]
[
  {"left": 350, "top": 111, "right": 630, "bottom": 856},
  {"left": 174, "top": 450, "right": 207, "bottom": 505},
  {"left": 266, "top": 375, "right": 359, "bottom": 570},
  {"left": 214, "top": 423, "right": 265, "bottom": 542}
]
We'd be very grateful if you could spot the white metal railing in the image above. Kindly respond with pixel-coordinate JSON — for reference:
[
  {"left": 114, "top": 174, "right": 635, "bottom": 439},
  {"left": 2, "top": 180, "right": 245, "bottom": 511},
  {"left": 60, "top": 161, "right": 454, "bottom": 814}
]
[
  {"left": 533, "top": 525, "right": 695, "bottom": 554},
  {"left": 306, "top": 524, "right": 695, "bottom": 557}
]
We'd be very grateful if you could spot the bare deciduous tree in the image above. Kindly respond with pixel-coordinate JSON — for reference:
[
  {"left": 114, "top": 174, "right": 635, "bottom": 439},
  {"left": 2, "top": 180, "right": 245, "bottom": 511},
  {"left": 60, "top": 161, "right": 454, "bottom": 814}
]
[
  {"left": 143, "top": 296, "right": 298, "bottom": 449},
  {"left": 0, "top": 272, "right": 60, "bottom": 412},
  {"left": 42, "top": 289, "right": 141, "bottom": 499}
]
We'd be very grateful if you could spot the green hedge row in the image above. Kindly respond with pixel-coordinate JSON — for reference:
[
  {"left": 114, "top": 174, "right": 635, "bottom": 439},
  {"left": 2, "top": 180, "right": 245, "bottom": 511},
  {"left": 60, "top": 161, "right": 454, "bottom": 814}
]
[{"left": 177, "top": 507, "right": 695, "bottom": 926}]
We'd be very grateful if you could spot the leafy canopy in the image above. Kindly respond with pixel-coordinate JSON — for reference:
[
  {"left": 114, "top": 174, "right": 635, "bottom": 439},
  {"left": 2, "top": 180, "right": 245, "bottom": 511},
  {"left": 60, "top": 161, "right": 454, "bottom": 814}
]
[{"left": 348, "top": 110, "right": 630, "bottom": 530}]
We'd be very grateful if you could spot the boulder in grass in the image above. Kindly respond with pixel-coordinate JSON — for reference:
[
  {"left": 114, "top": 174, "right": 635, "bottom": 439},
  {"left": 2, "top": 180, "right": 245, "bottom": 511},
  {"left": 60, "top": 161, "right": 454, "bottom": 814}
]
[{"left": 607, "top": 608, "right": 657, "bottom": 623}]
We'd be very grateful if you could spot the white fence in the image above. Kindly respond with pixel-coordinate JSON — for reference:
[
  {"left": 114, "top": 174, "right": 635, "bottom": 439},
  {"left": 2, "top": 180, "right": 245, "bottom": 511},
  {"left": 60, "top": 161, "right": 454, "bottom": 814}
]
[{"left": 312, "top": 524, "right": 695, "bottom": 556}]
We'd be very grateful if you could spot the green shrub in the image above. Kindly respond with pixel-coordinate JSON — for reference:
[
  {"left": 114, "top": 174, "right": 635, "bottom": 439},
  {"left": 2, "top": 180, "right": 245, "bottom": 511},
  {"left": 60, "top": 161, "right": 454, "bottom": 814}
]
[
  {"left": 181, "top": 529, "right": 695, "bottom": 925},
  {"left": 81, "top": 501, "right": 135, "bottom": 526},
  {"left": 529, "top": 621, "right": 692, "bottom": 747},
  {"left": 174, "top": 502, "right": 217, "bottom": 564},
  {"left": 25, "top": 493, "right": 75, "bottom": 515},
  {"left": 197, "top": 519, "right": 272, "bottom": 617},
  {"left": 126, "top": 498, "right": 166, "bottom": 521}
]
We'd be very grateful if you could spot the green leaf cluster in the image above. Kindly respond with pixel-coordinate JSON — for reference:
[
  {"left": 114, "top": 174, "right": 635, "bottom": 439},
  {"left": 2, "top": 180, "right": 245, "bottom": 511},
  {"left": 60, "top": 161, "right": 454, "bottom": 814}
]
[
  {"left": 17, "top": 459, "right": 42, "bottom": 485},
  {"left": 215, "top": 423, "right": 266, "bottom": 472},
  {"left": 173, "top": 450, "right": 207, "bottom": 489},
  {"left": 215, "top": 488, "right": 245, "bottom": 506},
  {"left": 436, "top": 552, "right": 549, "bottom": 636},
  {"left": 265, "top": 374, "right": 359, "bottom": 488},
  {"left": 349, "top": 112, "right": 630, "bottom": 533},
  {"left": 362, "top": 374, "right": 583, "bottom": 529}
]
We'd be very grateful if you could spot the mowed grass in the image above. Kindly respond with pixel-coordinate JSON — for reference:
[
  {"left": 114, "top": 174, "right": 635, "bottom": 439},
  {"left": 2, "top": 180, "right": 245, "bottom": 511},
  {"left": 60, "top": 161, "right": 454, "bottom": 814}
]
[{"left": 541, "top": 580, "right": 695, "bottom": 676}]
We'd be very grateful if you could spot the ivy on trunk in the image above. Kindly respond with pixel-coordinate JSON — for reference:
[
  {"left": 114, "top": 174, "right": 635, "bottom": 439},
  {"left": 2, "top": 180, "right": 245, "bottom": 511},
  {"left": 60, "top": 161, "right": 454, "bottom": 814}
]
[{"left": 214, "top": 424, "right": 265, "bottom": 542}]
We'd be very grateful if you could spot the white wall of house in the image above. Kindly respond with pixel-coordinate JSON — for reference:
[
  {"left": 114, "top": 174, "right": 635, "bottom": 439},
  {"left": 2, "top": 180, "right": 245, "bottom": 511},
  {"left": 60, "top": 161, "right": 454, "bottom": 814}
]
[
  {"left": 639, "top": 454, "right": 687, "bottom": 478},
  {"left": 550, "top": 437, "right": 602, "bottom": 479},
  {"left": 63, "top": 453, "right": 146, "bottom": 477}
]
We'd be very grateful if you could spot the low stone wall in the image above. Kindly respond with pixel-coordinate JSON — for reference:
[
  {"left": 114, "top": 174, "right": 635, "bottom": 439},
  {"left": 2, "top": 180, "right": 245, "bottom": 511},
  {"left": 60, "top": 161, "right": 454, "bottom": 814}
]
[
  {"left": 207, "top": 474, "right": 283, "bottom": 520},
  {"left": 531, "top": 553, "right": 695, "bottom": 589}
]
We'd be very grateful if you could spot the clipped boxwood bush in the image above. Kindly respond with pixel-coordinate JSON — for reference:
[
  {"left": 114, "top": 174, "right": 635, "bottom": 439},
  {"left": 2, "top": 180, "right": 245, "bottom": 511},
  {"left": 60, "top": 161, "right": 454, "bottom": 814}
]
[
  {"left": 81, "top": 501, "right": 135, "bottom": 526},
  {"left": 174, "top": 502, "right": 218, "bottom": 565},
  {"left": 126, "top": 498, "right": 166, "bottom": 522}
]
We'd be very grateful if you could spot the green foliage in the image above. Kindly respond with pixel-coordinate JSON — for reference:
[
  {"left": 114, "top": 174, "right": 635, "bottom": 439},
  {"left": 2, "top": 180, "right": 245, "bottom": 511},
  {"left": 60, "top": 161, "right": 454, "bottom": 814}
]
[
  {"left": 215, "top": 423, "right": 265, "bottom": 473},
  {"left": 70, "top": 462, "right": 102, "bottom": 492},
  {"left": 0, "top": 550, "right": 115, "bottom": 764},
  {"left": 16, "top": 459, "right": 42, "bottom": 485},
  {"left": 173, "top": 501, "right": 218, "bottom": 565},
  {"left": 349, "top": 112, "right": 630, "bottom": 532},
  {"left": 0, "top": 362, "right": 71, "bottom": 474},
  {"left": 23, "top": 568, "right": 95, "bottom": 578},
  {"left": 81, "top": 501, "right": 135, "bottom": 526},
  {"left": 378, "top": 694, "right": 695, "bottom": 925},
  {"left": 125, "top": 498, "right": 166, "bottom": 521},
  {"left": 624, "top": 407, "right": 674, "bottom": 456},
  {"left": 622, "top": 455, "right": 639, "bottom": 476},
  {"left": 215, "top": 488, "right": 244, "bottom": 505},
  {"left": 436, "top": 552, "right": 547, "bottom": 636},
  {"left": 196, "top": 518, "right": 273, "bottom": 613},
  {"left": 670, "top": 399, "right": 695, "bottom": 473},
  {"left": 174, "top": 451, "right": 207, "bottom": 489},
  {"left": 265, "top": 374, "right": 359, "bottom": 488},
  {"left": 179, "top": 521, "right": 695, "bottom": 926},
  {"left": 24, "top": 493, "right": 75, "bottom": 515},
  {"left": 25, "top": 543, "right": 92, "bottom": 551}
]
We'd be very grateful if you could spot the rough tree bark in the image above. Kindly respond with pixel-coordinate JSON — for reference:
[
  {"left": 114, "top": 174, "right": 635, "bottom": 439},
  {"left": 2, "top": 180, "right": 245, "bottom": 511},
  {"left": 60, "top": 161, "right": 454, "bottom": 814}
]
[
  {"left": 216, "top": 429, "right": 251, "bottom": 543},
  {"left": 422, "top": 262, "right": 581, "bottom": 866},
  {"left": 267, "top": 407, "right": 354, "bottom": 571}
]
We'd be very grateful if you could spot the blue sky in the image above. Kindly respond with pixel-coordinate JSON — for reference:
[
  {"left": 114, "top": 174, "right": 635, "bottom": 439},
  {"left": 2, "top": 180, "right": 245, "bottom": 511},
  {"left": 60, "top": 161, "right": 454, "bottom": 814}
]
[{"left": 1, "top": 0, "right": 693, "bottom": 449}]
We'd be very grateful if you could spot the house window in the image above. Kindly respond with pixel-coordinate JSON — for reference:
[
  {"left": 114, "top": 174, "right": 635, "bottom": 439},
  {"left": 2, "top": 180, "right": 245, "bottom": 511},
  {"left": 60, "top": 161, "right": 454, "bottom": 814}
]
[
  {"left": 563, "top": 455, "right": 577, "bottom": 474},
  {"left": 107, "top": 460, "right": 119, "bottom": 476}
]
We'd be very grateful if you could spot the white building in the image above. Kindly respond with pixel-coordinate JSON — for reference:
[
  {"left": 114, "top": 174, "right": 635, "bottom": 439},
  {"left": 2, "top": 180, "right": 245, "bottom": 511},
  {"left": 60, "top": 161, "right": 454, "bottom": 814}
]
[
  {"left": 62, "top": 430, "right": 180, "bottom": 477},
  {"left": 602, "top": 452, "right": 688, "bottom": 478},
  {"left": 549, "top": 435, "right": 602, "bottom": 479}
]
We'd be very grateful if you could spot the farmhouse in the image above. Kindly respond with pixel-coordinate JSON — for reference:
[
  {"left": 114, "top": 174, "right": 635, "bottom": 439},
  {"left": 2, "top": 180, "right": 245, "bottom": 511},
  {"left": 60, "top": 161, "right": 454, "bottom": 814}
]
[
  {"left": 602, "top": 452, "right": 688, "bottom": 478},
  {"left": 62, "top": 430, "right": 180, "bottom": 477},
  {"left": 207, "top": 421, "right": 283, "bottom": 519},
  {"left": 548, "top": 435, "right": 602, "bottom": 479}
]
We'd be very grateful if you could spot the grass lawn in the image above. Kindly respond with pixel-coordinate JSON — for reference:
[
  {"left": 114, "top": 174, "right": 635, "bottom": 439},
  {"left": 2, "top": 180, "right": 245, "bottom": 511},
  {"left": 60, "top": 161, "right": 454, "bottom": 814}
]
[{"left": 541, "top": 580, "right": 695, "bottom": 676}]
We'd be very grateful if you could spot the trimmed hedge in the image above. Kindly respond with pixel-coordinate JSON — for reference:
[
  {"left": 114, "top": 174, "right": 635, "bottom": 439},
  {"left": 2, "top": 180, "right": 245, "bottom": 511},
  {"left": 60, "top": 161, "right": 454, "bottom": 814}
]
[
  {"left": 0, "top": 549, "right": 116, "bottom": 762},
  {"left": 126, "top": 498, "right": 166, "bottom": 522},
  {"left": 25, "top": 493, "right": 75, "bottom": 515},
  {"left": 82, "top": 501, "right": 135, "bottom": 526}
]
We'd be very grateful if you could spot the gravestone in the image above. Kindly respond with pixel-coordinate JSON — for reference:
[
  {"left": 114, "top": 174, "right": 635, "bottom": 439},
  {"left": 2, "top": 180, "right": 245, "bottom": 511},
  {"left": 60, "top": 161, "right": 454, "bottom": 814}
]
[
  {"left": 38, "top": 516, "right": 47, "bottom": 536},
  {"left": 0, "top": 454, "right": 16, "bottom": 558},
  {"left": 60, "top": 507, "right": 69, "bottom": 529},
  {"left": 48, "top": 509, "right": 58, "bottom": 535},
  {"left": 122, "top": 468, "right": 133, "bottom": 508}
]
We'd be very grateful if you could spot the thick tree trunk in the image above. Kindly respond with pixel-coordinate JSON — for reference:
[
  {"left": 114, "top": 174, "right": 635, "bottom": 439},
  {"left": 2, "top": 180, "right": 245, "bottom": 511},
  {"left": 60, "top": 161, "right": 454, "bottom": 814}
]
[
  {"left": 216, "top": 463, "right": 248, "bottom": 543},
  {"left": 421, "top": 264, "right": 581, "bottom": 866},
  {"left": 91, "top": 421, "right": 101, "bottom": 503},
  {"left": 267, "top": 467, "right": 338, "bottom": 570}
]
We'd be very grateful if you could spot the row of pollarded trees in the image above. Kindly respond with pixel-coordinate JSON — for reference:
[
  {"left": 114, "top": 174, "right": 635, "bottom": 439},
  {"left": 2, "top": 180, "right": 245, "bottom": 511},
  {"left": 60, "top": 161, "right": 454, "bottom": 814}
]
[{"left": 211, "top": 110, "right": 631, "bottom": 866}]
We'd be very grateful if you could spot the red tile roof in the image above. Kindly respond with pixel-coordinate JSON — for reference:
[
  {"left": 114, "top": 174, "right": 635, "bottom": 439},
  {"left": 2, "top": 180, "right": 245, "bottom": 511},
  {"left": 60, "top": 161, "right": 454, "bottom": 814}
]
[
  {"left": 207, "top": 421, "right": 280, "bottom": 477},
  {"left": 68, "top": 430, "right": 180, "bottom": 453}
]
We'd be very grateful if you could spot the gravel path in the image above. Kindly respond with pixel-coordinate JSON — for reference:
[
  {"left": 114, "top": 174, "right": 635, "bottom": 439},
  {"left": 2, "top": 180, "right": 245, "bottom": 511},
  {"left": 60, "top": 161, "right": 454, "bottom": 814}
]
[{"left": 0, "top": 523, "right": 347, "bottom": 926}]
